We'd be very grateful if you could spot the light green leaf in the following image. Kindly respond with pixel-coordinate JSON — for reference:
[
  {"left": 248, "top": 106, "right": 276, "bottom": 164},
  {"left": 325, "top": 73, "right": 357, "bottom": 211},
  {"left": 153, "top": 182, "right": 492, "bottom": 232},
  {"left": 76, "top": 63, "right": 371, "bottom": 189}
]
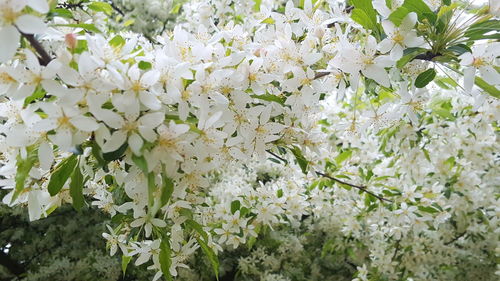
[
  {"left": 54, "top": 23, "right": 102, "bottom": 33},
  {"left": 87, "top": 2, "right": 113, "bottom": 15},
  {"left": 132, "top": 154, "right": 148, "bottom": 173},
  {"left": 159, "top": 237, "right": 173, "bottom": 281},
  {"left": 475, "top": 77, "right": 500, "bottom": 99},
  {"left": 12, "top": 146, "right": 38, "bottom": 203}
]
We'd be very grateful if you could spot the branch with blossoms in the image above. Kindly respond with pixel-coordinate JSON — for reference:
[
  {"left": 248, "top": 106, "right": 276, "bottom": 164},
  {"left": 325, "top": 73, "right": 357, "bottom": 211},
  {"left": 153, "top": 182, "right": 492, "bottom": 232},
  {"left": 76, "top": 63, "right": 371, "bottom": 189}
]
[{"left": 0, "top": 0, "right": 498, "bottom": 280}]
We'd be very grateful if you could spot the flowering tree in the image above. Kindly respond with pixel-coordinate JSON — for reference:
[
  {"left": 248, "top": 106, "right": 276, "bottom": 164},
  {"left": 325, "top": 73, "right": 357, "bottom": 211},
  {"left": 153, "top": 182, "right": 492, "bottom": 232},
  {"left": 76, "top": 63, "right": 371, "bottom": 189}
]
[{"left": 0, "top": 0, "right": 498, "bottom": 280}]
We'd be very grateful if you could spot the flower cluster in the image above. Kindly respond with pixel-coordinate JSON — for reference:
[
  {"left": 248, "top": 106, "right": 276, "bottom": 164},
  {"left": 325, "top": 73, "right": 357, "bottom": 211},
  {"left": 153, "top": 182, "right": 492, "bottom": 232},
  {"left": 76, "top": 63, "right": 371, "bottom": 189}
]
[{"left": 0, "top": 0, "right": 498, "bottom": 280}]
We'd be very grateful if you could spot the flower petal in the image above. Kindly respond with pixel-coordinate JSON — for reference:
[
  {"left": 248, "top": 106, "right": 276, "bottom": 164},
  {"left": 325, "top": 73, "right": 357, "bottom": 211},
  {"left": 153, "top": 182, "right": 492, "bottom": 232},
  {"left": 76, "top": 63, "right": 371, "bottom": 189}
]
[
  {"left": 16, "top": 15, "right": 47, "bottom": 34},
  {"left": 0, "top": 26, "right": 20, "bottom": 63},
  {"left": 70, "top": 116, "right": 99, "bottom": 132}
]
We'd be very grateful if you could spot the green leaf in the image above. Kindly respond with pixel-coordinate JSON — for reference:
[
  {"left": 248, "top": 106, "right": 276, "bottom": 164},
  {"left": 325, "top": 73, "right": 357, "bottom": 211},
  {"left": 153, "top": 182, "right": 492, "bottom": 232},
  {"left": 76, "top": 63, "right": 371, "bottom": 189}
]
[
  {"left": 475, "top": 77, "right": 500, "bottom": 99},
  {"left": 402, "top": 0, "right": 434, "bottom": 22},
  {"left": 54, "top": 23, "right": 101, "bottom": 33},
  {"left": 414, "top": 68, "right": 436, "bottom": 88},
  {"left": 90, "top": 142, "right": 108, "bottom": 170},
  {"left": 351, "top": 9, "right": 377, "bottom": 32},
  {"left": 159, "top": 237, "right": 173, "bottom": 281},
  {"left": 132, "top": 154, "right": 148, "bottom": 173},
  {"left": 69, "top": 160, "right": 85, "bottom": 210},
  {"left": 230, "top": 200, "right": 241, "bottom": 214},
  {"left": 12, "top": 146, "right": 38, "bottom": 202},
  {"left": 388, "top": 7, "right": 410, "bottom": 26},
  {"left": 160, "top": 173, "right": 174, "bottom": 207},
  {"left": 418, "top": 206, "right": 439, "bottom": 214},
  {"left": 138, "top": 61, "right": 152, "bottom": 70},
  {"left": 351, "top": 0, "right": 377, "bottom": 24},
  {"left": 103, "top": 143, "right": 128, "bottom": 161},
  {"left": 147, "top": 172, "right": 156, "bottom": 207},
  {"left": 48, "top": 155, "right": 78, "bottom": 196},
  {"left": 250, "top": 94, "right": 284, "bottom": 105},
  {"left": 109, "top": 35, "right": 126, "bottom": 47},
  {"left": 277, "top": 189, "right": 283, "bottom": 198},
  {"left": 335, "top": 150, "right": 352, "bottom": 165},
  {"left": 121, "top": 255, "right": 132, "bottom": 276},
  {"left": 464, "top": 19, "right": 500, "bottom": 40},
  {"left": 396, "top": 48, "right": 427, "bottom": 68},
  {"left": 290, "top": 146, "right": 308, "bottom": 174},
  {"left": 52, "top": 8, "right": 74, "bottom": 19},
  {"left": 253, "top": 0, "right": 262, "bottom": 12},
  {"left": 185, "top": 219, "right": 208, "bottom": 242},
  {"left": 196, "top": 237, "right": 219, "bottom": 281},
  {"left": 87, "top": 2, "right": 113, "bottom": 15}
]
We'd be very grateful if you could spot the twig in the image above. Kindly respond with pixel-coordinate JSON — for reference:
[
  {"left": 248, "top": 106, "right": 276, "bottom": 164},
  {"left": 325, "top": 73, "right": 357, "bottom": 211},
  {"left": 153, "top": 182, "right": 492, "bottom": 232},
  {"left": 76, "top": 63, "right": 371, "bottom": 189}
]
[
  {"left": 444, "top": 232, "right": 467, "bottom": 245},
  {"left": 266, "top": 149, "right": 287, "bottom": 163},
  {"left": 19, "top": 31, "right": 52, "bottom": 66},
  {"left": 108, "top": 1, "right": 125, "bottom": 16},
  {"left": 264, "top": 150, "right": 392, "bottom": 202},
  {"left": 316, "top": 171, "right": 393, "bottom": 203},
  {"left": 57, "top": 1, "right": 84, "bottom": 10},
  {"left": 314, "top": 71, "right": 331, "bottom": 80}
]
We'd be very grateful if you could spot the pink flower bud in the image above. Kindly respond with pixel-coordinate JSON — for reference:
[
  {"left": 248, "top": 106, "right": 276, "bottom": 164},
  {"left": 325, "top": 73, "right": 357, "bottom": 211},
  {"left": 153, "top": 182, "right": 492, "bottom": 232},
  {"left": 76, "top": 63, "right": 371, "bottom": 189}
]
[{"left": 65, "top": 33, "right": 77, "bottom": 50}]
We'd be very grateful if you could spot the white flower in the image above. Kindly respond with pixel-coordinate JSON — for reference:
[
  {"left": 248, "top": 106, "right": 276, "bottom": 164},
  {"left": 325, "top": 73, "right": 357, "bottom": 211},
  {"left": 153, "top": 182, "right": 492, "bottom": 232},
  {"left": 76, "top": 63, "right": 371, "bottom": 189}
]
[
  {"left": 378, "top": 13, "right": 424, "bottom": 60},
  {"left": 0, "top": 0, "right": 48, "bottom": 62},
  {"left": 459, "top": 43, "right": 500, "bottom": 93}
]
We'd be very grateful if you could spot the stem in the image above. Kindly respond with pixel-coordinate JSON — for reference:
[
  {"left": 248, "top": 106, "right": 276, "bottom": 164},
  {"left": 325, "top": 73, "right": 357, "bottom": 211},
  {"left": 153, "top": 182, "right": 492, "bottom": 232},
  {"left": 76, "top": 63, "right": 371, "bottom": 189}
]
[{"left": 316, "top": 172, "right": 393, "bottom": 203}]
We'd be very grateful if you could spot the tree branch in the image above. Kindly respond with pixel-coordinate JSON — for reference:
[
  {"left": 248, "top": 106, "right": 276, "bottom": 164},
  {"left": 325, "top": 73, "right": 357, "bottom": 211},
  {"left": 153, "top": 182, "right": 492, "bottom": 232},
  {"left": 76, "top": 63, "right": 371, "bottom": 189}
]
[
  {"left": 20, "top": 32, "right": 52, "bottom": 66},
  {"left": 444, "top": 232, "right": 467, "bottom": 245},
  {"left": 264, "top": 150, "right": 393, "bottom": 203},
  {"left": 316, "top": 172, "right": 393, "bottom": 203},
  {"left": 314, "top": 71, "right": 331, "bottom": 80}
]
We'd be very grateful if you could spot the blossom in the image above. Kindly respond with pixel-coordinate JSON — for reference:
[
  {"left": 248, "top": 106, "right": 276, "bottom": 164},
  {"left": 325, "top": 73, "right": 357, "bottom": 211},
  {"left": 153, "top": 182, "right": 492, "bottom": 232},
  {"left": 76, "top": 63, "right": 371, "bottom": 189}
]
[
  {"left": 378, "top": 12, "right": 424, "bottom": 60},
  {"left": 0, "top": 0, "right": 48, "bottom": 62}
]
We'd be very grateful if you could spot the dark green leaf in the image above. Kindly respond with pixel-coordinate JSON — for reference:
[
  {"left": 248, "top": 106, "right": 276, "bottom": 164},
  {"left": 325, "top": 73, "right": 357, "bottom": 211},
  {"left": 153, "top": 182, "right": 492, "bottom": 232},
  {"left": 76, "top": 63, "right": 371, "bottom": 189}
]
[
  {"left": 414, "top": 68, "right": 436, "bottom": 88},
  {"left": 185, "top": 219, "right": 208, "bottom": 242},
  {"left": 103, "top": 143, "right": 128, "bottom": 161},
  {"left": 160, "top": 173, "right": 174, "bottom": 207},
  {"left": 138, "top": 61, "right": 152, "bottom": 70},
  {"left": 196, "top": 237, "right": 219, "bottom": 281},
  {"left": 48, "top": 155, "right": 78, "bottom": 196},
  {"left": 69, "top": 160, "right": 86, "bottom": 210},
  {"left": 231, "top": 200, "right": 241, "bottom": 214},
  {"left": 290, "top": 146, "right": 308, "bottom": 174}
]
